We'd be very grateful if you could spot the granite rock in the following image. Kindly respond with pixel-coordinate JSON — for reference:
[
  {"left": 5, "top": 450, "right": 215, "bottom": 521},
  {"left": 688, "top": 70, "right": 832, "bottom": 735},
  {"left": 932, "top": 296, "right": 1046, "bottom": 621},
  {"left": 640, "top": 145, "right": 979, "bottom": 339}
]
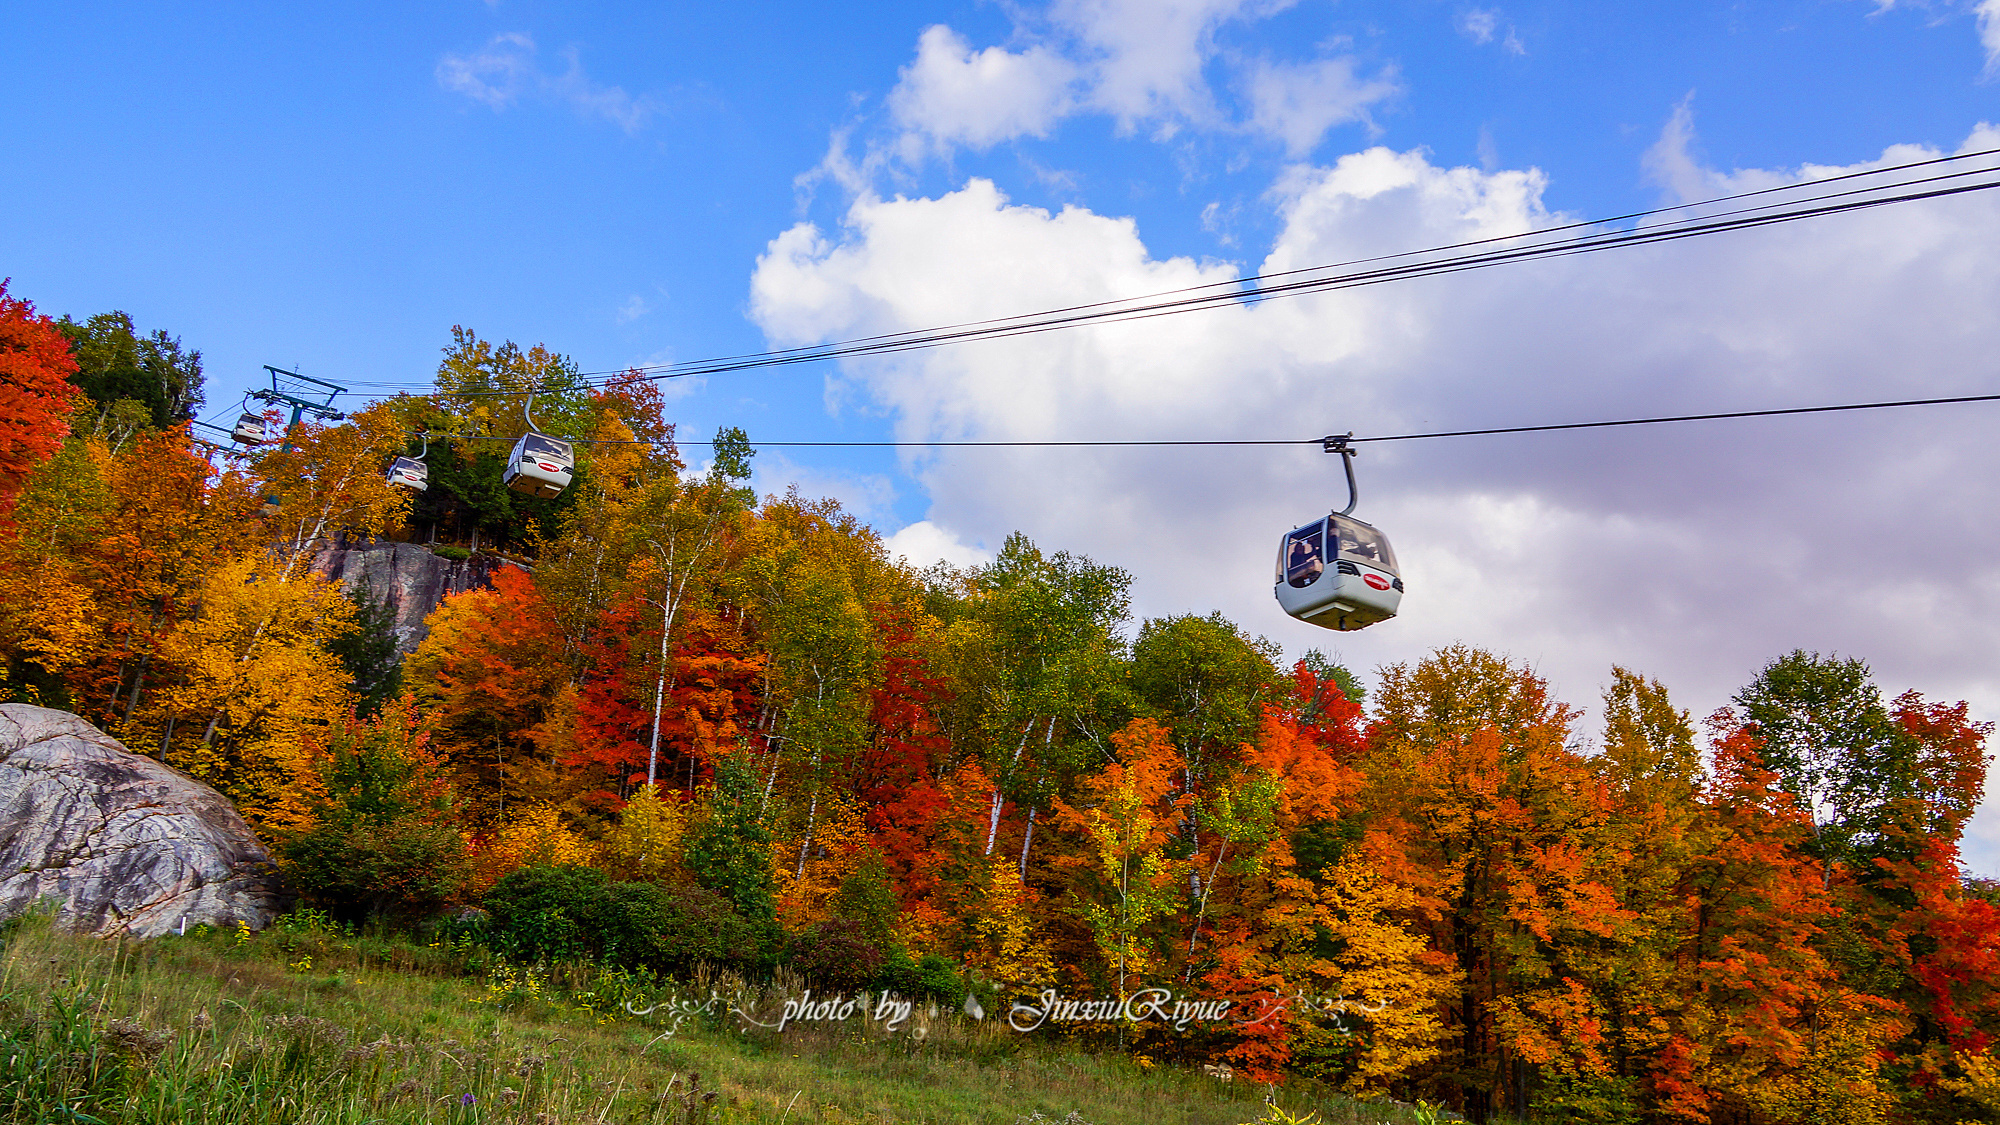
[
  {"left": 311, "top": 538, "right": 511, "bottom": 655},
  {"left": 0, "top": 704, "right": 288, "bottom": 937}
]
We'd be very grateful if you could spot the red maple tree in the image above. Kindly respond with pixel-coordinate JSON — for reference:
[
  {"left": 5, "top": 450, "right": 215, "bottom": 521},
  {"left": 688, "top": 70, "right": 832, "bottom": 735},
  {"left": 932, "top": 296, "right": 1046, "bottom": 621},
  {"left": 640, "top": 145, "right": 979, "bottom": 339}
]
[{"left": 0, "top": 279, "right": 84, "bottom": 519}]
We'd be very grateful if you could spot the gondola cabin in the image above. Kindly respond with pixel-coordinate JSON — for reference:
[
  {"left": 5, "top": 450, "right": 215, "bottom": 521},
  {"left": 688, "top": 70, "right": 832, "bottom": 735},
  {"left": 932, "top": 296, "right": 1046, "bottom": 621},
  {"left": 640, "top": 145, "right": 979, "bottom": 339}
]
[
  {"left": 504, "top": 433, "right": 574, "bottom": 499},
  {"left": 386, "top": 456, "right": 429, "bottom": 491},
  {"left": 1274, "top": 513, "right": 1402, "bottom": 631},
  {"left": 232, "top": 413, "right": 269, "bottom": 444}
]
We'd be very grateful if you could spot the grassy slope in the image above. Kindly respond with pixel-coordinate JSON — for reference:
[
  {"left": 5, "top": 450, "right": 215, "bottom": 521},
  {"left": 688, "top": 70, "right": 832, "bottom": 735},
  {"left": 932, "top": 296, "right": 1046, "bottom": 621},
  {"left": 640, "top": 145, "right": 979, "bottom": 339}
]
[{"left": 0, "top": 916, "right": 1433, "bottom": 1125}]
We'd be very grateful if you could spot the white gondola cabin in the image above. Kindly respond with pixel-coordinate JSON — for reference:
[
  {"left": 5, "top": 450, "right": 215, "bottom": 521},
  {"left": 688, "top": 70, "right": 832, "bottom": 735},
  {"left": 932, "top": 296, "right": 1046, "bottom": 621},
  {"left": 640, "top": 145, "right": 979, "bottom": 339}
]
[
  {"left": 1274, "top": 435, "right": 1402, "bottom": 632},
  {"left": 504, "top": 432, "right": 574, "bottom": 499},
  {"left": 232, "top": 413, "right": 268, "bottom": 444},
  {"left": 1273, "top": 512, "right": 1402, "bottom": 631},
  {"left": 386, "top": 456, "right": 429, "bottom": 491}
]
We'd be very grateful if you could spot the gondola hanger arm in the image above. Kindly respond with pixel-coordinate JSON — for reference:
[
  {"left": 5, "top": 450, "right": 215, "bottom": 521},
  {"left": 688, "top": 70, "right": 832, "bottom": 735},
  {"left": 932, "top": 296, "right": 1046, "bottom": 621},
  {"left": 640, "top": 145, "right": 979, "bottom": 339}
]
[{"left": 1322, "top": 433, "right": 1359, "bottom": 517}]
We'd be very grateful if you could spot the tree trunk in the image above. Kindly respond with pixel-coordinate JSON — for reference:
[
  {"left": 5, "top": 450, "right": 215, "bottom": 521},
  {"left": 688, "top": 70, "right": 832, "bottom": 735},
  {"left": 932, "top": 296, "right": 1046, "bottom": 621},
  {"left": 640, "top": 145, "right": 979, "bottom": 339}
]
[
  {"left": 1018, "top": 805, "right": 1036, "bottom": 880},
  {"left": 797, "top": 796, "right": 818, "bottom": 882},
  {"left": 647, "top": 599, "right": 673, "bottom": 787},
  {"left": 120, "top": 654, "right": 150, "bottom": 724}
]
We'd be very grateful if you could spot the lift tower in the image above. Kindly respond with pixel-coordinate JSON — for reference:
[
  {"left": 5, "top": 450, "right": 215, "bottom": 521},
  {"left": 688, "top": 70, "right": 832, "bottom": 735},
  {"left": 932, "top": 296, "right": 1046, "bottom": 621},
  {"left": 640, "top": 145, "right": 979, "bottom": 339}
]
[{"left": 250, "top": 366, "right": 346, "bottom": 451}]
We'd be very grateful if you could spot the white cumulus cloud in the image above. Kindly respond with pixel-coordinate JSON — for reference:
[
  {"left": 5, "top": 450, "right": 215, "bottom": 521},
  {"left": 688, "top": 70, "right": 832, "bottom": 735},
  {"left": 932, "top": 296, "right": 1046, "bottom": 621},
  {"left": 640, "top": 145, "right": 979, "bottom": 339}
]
[
  {"left": 1242, "top": 56, "right": 1400, "bottom": 156},
  {"left": 874, "top": 1, "right": 1391, "bottom": 160},
  {"left": 1052, "top": 0, "right": 1267, "bottom": 130},
  {"left": 888, "top": 26, "right": 1078, "bottom": 151},
  {"left": 885, "top": 520, "right": 994, "bottom": 569}
]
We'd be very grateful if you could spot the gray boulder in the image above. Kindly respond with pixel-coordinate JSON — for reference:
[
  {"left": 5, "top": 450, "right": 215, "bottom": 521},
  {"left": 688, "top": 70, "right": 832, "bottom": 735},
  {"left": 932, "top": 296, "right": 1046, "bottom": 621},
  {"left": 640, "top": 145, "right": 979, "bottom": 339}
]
[{"left": 0, "top": 704, "right": 288, "bottom": 937}]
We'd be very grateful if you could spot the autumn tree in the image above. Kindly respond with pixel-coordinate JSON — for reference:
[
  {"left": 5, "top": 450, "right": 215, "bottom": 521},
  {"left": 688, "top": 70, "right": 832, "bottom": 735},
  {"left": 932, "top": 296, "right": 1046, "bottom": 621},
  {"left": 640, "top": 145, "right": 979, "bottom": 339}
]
[
  {"left": 1130, "top": 610, "right": 1286, "bottom": 926},
  {"left": 1130, "top": 611, "right": 1285, "bottom": 778},
  {"left": 613, "top": 426, "right": 755, "bottom": 788},
  {"left": 1053, "top": 718, "right": 1191, "bottom": 998},
  {"left": 502, "top": 370, "right": 684, "bottom": 663},
  {"left": 406, "top": 566, "right": 570, "bottom": 823},
  {"left": 0, "top": 280, "right": 84, "bottom": 519},
  {"left": 949, "top": 533, "right": 1133, "bottom": 875},
  {"left": 239, "top": 401, "right": 411, "bottom": 565},
  {"left": 279, "top": 698, "right": 467, "bottom": 923},
  {"left": 0, "top": 419, "right": 275, "bottom": 763},
  {"left": 1559, "top": 668, "right": 1709, "bottom": 1116},
  {"left": 1678, "top": 711, "right": 1902, "bottom": 1124},
  {"left": 1192, "top": 660, "right": 1453, "bottom": 1089},
  {"left": 151, "top": 552, "right": 361, "bottom": 830},
  {"left": 1362, "top": 644, "right": 1622, "bottom": 1123},
  {"left": 855, "top": 606, "right": 955, "bottom": 899},
  {"left": 600, "top": 783, "right": 691, "bottom": 883},
  {"left": 739, "top": 490, "right": 893, "bottom": 896}
]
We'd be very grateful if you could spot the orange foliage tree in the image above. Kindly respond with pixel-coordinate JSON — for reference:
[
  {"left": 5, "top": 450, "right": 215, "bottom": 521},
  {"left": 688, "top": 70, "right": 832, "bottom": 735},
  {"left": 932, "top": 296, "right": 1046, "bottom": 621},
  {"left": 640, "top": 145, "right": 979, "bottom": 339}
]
[
  {"left": 1360, "top": 644, "right": 1627, "bottom": 1122},
  {"left": 406, "top": 566, "right": 571, "bottom": 824}
]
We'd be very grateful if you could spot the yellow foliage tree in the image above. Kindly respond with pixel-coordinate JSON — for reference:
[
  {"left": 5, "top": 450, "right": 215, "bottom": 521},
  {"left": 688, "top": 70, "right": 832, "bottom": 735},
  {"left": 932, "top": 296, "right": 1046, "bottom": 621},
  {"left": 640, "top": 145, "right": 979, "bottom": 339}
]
[
  {"left": 467, "top": 804, "right": 598, "bottom": 897},
  {"left": 147, "top": 553, "right": 358, "bottom": 833},
  {"left": 1309, "top": 857, "right": 1459, "bottom": 1095},
  {"left": 236, "top": 402, "right": 411, "bottom": 563},
  {"left": 1051, "top": 718, "right": 1192, "bottom": 997},
  {"left": 1736, "top": 1001, "right": 1903, "bottom": 1125},
  {"left": 964, "top": 855, "right": 1060, "bottom": 987},
  {"left": 774, "top": 791, "right": 870, "bottom": 931},
  {"left": 601, "top": 784, "right": 691, "bottom": 883}
]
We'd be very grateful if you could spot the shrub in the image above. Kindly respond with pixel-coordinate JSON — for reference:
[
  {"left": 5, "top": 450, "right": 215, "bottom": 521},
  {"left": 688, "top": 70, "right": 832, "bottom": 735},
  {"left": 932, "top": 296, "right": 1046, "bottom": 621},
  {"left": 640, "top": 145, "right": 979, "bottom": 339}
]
[
  {"left": 431, "top": 544, "right": 471, "bottom": 561},
  {"left": 482, "top": 864, "right": 607, "bottom": 963},
  {"left": 867, "top": 946, "right": 964, "bottom": 1004},
  {"left": 597, "top": 881, "right": 759, "bottom": 975},
  {"left": 914, "top": 952, "right": 965, "bottom": 1006},
  {"left": 279, "top": 702, "right": 466, "bottom": 925},
  {"left": 483, "top": 865, "right": 765, "bottom": 976},
  {"left": 788, "top": 917, "right": 885, "bottom": 992}
]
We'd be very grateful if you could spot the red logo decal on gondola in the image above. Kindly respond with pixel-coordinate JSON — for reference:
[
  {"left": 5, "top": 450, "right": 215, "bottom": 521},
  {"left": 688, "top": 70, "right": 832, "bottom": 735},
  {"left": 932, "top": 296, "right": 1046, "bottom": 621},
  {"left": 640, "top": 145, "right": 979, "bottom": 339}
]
[
  {"left": 538, "top": 462, "right": 561, "bottom": 472},
  {"left": 1363, "top": 574, "right": 1392, "bottom": 591}
]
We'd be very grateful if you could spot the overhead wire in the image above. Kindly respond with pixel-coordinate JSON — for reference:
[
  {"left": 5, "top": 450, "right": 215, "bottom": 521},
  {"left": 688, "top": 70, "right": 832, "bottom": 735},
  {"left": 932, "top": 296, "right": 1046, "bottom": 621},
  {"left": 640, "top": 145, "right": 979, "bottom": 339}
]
[
  {"left": 328, "top": 145, "right": 2000, "bottom": 397},
  {"left": 446, "top": 389, "right": 2000, "bottom": 448}
]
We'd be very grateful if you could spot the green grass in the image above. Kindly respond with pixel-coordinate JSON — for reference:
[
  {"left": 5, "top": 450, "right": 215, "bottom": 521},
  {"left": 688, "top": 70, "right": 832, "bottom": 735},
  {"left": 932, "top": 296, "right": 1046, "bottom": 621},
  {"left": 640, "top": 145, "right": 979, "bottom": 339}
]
[{"left": 0, "top": 913, "right": 1435, "bottom": 1125}]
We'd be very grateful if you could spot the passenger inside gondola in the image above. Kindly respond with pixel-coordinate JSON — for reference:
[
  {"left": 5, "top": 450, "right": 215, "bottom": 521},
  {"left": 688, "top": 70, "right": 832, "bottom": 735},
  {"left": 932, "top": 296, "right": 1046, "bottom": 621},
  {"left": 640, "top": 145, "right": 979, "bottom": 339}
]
[{"left": 1285, "top": 526, "right": 1325, "bottom": 587}]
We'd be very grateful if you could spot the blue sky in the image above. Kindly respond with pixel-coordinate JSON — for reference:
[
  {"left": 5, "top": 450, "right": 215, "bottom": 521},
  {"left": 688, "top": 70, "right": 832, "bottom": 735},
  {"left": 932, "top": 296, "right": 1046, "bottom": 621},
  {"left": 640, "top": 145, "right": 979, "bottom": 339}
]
[{"left": 8, "top": 2, "right": 2000, "bottom": 864}]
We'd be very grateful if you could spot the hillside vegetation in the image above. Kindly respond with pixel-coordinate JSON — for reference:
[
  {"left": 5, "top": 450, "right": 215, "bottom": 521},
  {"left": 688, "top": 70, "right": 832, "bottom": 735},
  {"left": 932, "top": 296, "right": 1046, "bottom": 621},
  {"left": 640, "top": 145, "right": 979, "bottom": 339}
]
[{"left": 0, "top": 911, "right": 1425, "bottom": 1125}]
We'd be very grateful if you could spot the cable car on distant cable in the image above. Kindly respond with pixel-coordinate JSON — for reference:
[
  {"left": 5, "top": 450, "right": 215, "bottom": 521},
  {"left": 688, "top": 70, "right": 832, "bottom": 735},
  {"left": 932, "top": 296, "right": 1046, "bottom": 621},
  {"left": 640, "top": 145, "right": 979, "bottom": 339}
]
[
  {"left": 232, "top": 412, "right": 269, "bottom": 444},
  {"left": 503, "top": 396, "right": 574, "bottom": 499},
  {"left": 386, "top": 431, "right": 429, "bottom": 492},
  {"left": 1274, "top": 435, "right": 1403, "bottom": 632}
]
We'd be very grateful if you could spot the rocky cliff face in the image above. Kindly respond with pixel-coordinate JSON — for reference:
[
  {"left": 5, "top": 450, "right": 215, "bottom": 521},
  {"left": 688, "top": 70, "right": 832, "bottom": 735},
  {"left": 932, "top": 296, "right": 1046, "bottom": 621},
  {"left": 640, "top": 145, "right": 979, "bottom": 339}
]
[
  {"left": 0, "top": 705, "right": 289, "bottom": 937},
  {"left": 310, "top": 538, "right": 511, "bottom": 655}
]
